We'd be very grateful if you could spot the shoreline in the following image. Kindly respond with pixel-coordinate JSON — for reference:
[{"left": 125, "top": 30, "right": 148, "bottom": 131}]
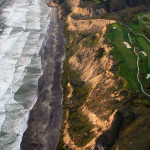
[{"left": 21, "top": 4, "right": 65, "bottom": 150}]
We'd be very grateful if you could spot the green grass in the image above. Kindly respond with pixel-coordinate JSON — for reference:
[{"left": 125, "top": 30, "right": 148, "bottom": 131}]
[
  {"left": 143, "top": 15, "right": 150, "bottom": 22},
  {"left": 134, "top": 35, "right": 150, "bottom": 93},
  {"left": 126, "top": 12, "right": 150, "bottom": 37},
  {"left": 136, "top": 36, "right": 150, "bottom": 68},
  {"left": 58, "top": 58, "right": 94, "bottom": 149},
  {"left": 93, "top": 0, "right": 102, "bottom": 4},
  {"left": 105, "top": 23, "right": 140, "bottom": 92},
  {"left": 106, "top": 18, "right": 150, "bottom": 95},
  {"left": 126, "top": 11, "right": 150, "bottom": 94}
]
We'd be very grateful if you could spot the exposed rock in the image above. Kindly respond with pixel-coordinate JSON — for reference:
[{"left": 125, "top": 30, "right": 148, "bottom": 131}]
[{"left": 72, "top": 6, "right": 106, "bottom": 17}]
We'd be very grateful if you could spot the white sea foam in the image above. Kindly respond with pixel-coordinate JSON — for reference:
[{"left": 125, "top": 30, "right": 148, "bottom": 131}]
[
  {"left": 0, "top": 113, "right": 6, "bottom": 131},
  {"left": 0, "top": 31, "right": 23, "bottom": 61},
  {"left": 0, "top": 56, "right": 42, "bottom": 149},
  {"left": 6, "top": 0, "right": 30, "bottom": 29},
  {"left": 2, "top": 0, "right": 17, "bottom": 22},
  {"left": 0, "top": 27, "right": 13, "bottom": 42},
  {"left": 0, "top": 58, "right": 16, "bottom": 99},
  {"left": 0, "top": 31, "right": 30, "bottom": 101},
  {"left": 24, "top": 0, "right": 42, "bottom": 30}
]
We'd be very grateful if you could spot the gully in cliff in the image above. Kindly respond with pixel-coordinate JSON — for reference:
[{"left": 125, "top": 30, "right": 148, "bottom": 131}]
[{"left": 21, "top": 3, "right": 65, "bottom": 150}]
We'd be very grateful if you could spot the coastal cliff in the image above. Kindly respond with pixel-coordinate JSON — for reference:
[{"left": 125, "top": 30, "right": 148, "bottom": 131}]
[
  {"left": 55, "top": 0, "right": 150, "bottom": 150},
  {"left": 55, "top": 0, "right": 123, "bottom": 149}
]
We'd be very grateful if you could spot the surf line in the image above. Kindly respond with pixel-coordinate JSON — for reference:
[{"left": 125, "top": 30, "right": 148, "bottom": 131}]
[
  {"left": 0, "top": 36, "right": 41, "bottom": 133},
  {"left": 0, "top": 32, "right": 40, "bottom": 133},
  {"left": 7, "top": 0, "right": 18, "bottom": 23},
  {"left": 0, "top": 31, "right": 31, "bottom": 103},
  {"left": 0, "top": 0, "right": 30, "bottom": 48},
  {"left": 0, "top": 31, "right": 24, "bottom": 63},
  {"left": 0, "top": 0, "right": 32, "bottom": 63}
]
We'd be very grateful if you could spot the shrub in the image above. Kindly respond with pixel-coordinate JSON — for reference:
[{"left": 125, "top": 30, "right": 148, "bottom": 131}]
[{"left": 95, "top": 48, "right": 105, "bottom": 59}]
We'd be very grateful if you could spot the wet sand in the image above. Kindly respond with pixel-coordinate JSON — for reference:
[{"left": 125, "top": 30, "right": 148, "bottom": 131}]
[{"left": 21, "top": 6, "right": 65, "bottom": 150}]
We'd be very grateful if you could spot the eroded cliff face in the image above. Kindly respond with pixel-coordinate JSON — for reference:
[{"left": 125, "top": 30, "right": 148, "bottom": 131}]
[
  {"left": 72, "top": 6, "right": 106, "bottom": 17},
  {"left": 55, "top": 0, "right": 125, "bottom": 150},
  {"left": 56, "top": 1, "right": 124, "bottom": 148},
  {"left": 67, "top": 18, "right": 115, "bottom": 33},
  {"left": 66, "top": 0, "right": 114, "bottom": 33},
  {"left": 68, "top": 0, "right": 106, "bottom": 17},
  {"left": 66, "top": 26, "right": 123, "bottom": 150}
]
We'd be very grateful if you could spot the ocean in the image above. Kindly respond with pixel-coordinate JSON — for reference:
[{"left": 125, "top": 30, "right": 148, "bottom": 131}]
[{"left": 0, "top": 0, "right": 51, "bottom": 149}]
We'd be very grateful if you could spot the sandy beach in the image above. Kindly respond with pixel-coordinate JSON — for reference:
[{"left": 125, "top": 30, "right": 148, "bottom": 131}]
[{"left": 21, "top": 5, "right": 65, "bottom": 150}]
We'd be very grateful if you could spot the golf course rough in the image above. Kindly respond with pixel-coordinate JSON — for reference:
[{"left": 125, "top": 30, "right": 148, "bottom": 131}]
[{"left": 105, "top": 14, "right": 150, "bottom": 96}]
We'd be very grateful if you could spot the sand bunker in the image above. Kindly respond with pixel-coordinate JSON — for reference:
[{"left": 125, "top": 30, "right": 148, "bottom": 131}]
[
  {"left": 146, "top": 74, "right": 150, "bottom": 79},
  {"left": 123, "top": 42, "right": 131, "bottom": 48},
  {"left": 140, "top": 51, "right": 147, "bottom": 56}
]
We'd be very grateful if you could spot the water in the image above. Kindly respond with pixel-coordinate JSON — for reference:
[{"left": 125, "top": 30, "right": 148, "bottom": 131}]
[{"left": 0, "top": 0, "right": 51, "bottom": 149}]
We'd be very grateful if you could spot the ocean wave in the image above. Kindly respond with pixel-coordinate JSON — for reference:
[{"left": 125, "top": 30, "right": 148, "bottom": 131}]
[{"left": 0, "top": 0, "right": 51, "bottom": 149}]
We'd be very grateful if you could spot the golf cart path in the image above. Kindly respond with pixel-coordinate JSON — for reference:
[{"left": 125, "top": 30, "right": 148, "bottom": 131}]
[{"left": 127, "top": 25, "right": 150, "bottom": 97}]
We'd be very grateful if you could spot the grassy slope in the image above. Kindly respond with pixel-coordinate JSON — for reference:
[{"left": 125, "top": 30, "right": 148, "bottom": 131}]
[{"left": 112, "top": 111, "right": 150, "bottom": 150}]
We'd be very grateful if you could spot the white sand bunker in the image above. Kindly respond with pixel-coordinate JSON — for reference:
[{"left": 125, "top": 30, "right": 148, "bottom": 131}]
[
  {"left": 146, "top": 74, "right": 150, "bottom": 79},
  {"left": 140, "top": 51, "right": 147, "bottom": 56},
  {"left": 123, "top": 42, "right": 131, "bottom": 48}
]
